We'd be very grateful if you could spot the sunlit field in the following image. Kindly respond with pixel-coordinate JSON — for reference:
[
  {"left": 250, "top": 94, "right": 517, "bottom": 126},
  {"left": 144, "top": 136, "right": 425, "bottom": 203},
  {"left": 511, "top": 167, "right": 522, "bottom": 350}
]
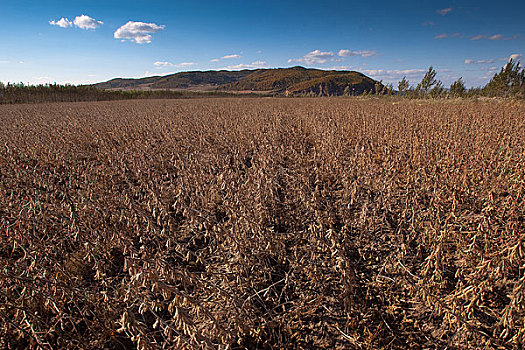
[{"left": 1, "top": 98, "right": 524, "bottom": 349}]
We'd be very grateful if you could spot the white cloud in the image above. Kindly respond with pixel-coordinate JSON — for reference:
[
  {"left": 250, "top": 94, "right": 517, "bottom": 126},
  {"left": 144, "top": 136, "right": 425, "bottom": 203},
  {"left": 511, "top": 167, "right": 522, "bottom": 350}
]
[
  {"left": 288, "top": 50, "right": 335, "bottom": 65},
  {"left": 114, "top": 21, "right": 165, "bottom": 44},
  {"left": 177, "top": 62, "right": 197, "bottom": 67},
  {"left": 362, "top": 69, "right": 426, "bottom": 76},
  {"left": 73, "top": 15, "right": 103, "bottom": 30},
  {"left": 470, "top": 34, "right": 517, "bottom": 41},
  {"left": 437, "top": 8, "right": 452, "bottom": 15},
  {"left": 464, "top": 58, "right": 495, "bottom": 64},
  {"left": 210, "top": 54, "right": 242, "bottom": 61},
  {"left": 0, "top": 60, "right": 9, "bottom": 64},
  {"left": 435, "top": 33, "right": 463, "bottom": 39},
  {"left": 222, "top": 54, "right": 242, "bottom": 59},
  {"left": 303, "top": 50, "right": 334, "bottom": 62},
  {"left": 49, "top": 18, "right": 73, "bottom": 28},
  {"left": 488, "top": 34, "right": 503, "bottom": 41},
  {"left": 476, "top": 66, "right": 500, "bottom": 78},
  {"left": 50, "top": 15, "right": 103, "bottom": 29},
  {"left": 509, "top": 53, "right": 523, "bottom": 62},
  {"left": 154, "top": 61, "right": 174, "bottom": 67},
  {"left": 223, "top": 61, "right": 267, "bottom": 70},
  {"left": 338, "top": 49, "right": 377, "bottom": 57},
  {"left": 154, "top": 61, "right": 197, "bottom": 69},
  {"left": 438, "top": 33, "right": 518, "bottom": 41}
]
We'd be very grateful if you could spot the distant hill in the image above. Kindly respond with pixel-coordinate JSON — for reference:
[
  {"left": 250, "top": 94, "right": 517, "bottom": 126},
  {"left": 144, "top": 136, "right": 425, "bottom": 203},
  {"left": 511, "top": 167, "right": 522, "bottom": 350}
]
[{"left": 94, "top": 67, "right": 379, "bottom": 96}]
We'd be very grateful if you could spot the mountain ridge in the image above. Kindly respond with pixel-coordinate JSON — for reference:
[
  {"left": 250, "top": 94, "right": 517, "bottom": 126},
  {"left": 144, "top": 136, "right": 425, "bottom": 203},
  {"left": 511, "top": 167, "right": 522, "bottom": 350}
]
[{"left": 93, "top": 67, "right": 380, "bottom": 96}]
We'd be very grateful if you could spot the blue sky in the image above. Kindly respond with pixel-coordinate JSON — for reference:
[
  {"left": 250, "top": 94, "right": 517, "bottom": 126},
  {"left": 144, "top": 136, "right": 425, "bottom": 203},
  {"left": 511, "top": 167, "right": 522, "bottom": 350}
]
[{"left": 0, "top": 0, "right": 523, "bottom": 87}]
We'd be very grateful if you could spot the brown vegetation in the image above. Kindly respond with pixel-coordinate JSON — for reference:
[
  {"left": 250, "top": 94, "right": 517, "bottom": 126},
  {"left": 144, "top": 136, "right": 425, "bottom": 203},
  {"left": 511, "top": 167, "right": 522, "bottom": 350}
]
[
  {"left": 1, "top": 98, "right": 524, "bottom": 349},
  {"left": 0, "top": 84, "right": 261, "bottom": 105},
  {"left": 221, "top": 67, "right": 375, "bottom": 95}
]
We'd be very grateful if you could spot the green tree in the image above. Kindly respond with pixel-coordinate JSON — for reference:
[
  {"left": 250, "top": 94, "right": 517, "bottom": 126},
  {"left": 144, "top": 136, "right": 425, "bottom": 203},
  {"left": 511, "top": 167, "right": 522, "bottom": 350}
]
[
  {"left": 450, "top": 77, "right": 466, "bottom": 97},
  {"left": 405, "top": 86, "right": 417, "bottom": 99},
  {"left": 398, "top": 77, "right": 409, "bottom": 96},
  {"left": 430, "top": 80, "right": 444, "bottom": 98},
  {"left": 466, "top": 87, "right": 482, "bottom": 97},
  {"left": 418, "top": 66, "right": 438, "bottom": 97},
  {"left": 483, "top": 59, "right": 524, "bottom": 97}
]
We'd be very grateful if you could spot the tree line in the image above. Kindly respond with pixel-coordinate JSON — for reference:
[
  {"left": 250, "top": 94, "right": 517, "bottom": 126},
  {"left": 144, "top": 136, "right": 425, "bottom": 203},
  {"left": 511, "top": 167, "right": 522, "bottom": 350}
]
[
  {"left": 0, "top": 83, "right": 264, "bottom": 104},
  {"left": 348, "top": 59, "right": 525, "bottom": 98}
]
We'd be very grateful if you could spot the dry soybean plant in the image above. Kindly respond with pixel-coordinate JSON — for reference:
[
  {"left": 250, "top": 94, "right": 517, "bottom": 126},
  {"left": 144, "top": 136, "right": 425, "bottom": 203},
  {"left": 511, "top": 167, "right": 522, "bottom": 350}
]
[{"left": 0, "top": 98, "right": 524, "bottom": 349}]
